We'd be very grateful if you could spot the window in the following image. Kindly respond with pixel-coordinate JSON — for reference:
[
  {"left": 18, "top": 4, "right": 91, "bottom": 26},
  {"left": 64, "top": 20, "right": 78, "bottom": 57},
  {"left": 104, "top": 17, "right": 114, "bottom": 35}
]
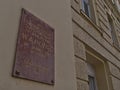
[
  {"left": 107, "top": 14, "right": 119, "bottom": 48},
  {"left": 88, "top": 76, "right": 96, "bottom": 90},
  {"left": 81, "top": 0, "right": 96, "bottom": 22},
  {"left": 87, "top": 63, "right": 98, "bottom": 90},
  {"left": 86, "top": 49, "right": 110, "bottom": 90},
  {"left": 82, "top": 0, "right": 91, "bottom": 17}
]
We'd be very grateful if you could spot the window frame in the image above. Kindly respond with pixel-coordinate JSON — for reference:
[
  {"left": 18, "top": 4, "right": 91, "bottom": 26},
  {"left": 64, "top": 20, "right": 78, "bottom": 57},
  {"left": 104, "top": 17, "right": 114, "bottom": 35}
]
[
  {"left": 107, "top": 14, "right": 120, "bottom": 48},
  {"left": 86, "top": 49, "right": 110, "bottom": 90},
  {"left": 82, "top": 0, "right": 91, "bottom": 17},
  {"left": 87, "top": 63, "right": 98, "bottom": 90},
  {"left": 88, "top": 75, "right": 96, "bottom": 90},
  {"left": 80, "top": 0, "right": 97, "bottom": 23}
]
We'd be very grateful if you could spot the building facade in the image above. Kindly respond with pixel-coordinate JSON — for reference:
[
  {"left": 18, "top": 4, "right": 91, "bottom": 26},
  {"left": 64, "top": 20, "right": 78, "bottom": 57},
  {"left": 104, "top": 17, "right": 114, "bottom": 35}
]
[
  {"left": 0, "top": 0, "right": 120, "bottom": 90},
  {"left": 71, "top": 0, "right": 120, "bottom": 90}
]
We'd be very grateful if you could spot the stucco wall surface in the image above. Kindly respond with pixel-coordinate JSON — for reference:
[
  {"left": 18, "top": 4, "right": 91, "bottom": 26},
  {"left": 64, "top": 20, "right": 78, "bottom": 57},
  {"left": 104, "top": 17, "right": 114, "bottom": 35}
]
[{"left": 0, "top": 0, "right": 77, "bottom": 90}]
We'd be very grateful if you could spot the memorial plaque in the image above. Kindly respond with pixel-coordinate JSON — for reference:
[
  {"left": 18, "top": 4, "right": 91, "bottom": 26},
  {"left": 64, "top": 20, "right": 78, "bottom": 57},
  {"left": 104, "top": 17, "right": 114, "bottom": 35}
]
[{"left": 12, "top": 9, "right": 54, "bottom": 85}]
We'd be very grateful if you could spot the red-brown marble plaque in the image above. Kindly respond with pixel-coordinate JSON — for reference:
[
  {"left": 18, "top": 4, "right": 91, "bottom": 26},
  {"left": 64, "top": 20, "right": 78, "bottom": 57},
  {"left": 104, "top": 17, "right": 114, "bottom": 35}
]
[{"left": 12, "top": 9, "right": 54, "bottom": 85}]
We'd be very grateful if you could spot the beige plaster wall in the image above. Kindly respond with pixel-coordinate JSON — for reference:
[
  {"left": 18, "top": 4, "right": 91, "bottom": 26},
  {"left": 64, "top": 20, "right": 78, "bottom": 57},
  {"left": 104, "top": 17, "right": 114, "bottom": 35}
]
[{"left": 0, "top": 0, "right": 77, "bottom": 90}]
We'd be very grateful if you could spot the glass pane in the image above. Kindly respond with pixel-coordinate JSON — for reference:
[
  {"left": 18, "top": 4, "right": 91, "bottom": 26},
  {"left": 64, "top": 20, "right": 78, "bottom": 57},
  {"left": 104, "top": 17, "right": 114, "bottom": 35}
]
[
  {"left": 88, "top": 75, "right": 96, "bottom": 90},
  {"left": 84, "top": 2, "right": 89, "bottom": 16}
]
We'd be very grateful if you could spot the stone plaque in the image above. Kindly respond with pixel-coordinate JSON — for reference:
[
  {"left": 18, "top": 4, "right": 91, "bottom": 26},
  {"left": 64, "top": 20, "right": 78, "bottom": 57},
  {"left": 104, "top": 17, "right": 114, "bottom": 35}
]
[{"left": 12, "top": 9, "right": 54, "bottom": 85}]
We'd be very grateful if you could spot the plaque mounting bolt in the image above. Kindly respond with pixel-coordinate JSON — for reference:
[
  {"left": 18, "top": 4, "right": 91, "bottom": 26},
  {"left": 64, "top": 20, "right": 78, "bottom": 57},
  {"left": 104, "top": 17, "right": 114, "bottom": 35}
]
[
  {"left": 15, "top": 70, "right": 20, "bottom": 75},
  {"left": 51, "top": 80, "right": 54, "bottom": 84}
]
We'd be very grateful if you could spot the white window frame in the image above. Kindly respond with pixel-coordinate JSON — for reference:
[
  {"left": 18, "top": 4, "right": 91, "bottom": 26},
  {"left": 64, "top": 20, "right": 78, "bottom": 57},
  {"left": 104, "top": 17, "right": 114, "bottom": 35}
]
[{"left": 87, "top": 63, "right": 98, "bottom": 90}]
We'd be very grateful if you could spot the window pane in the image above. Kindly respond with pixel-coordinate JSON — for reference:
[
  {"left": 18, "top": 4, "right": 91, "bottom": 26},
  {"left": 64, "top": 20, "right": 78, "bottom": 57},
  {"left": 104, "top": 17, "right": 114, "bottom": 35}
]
[
  {"left": 89, "top": 75, "right": 96, "bottom": 90},
  {"left": 84, "top": 1, "right": 90, "bottom": 16},
  {"left": 82, "top": 0, "right": 91, "bottom": 17}
]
